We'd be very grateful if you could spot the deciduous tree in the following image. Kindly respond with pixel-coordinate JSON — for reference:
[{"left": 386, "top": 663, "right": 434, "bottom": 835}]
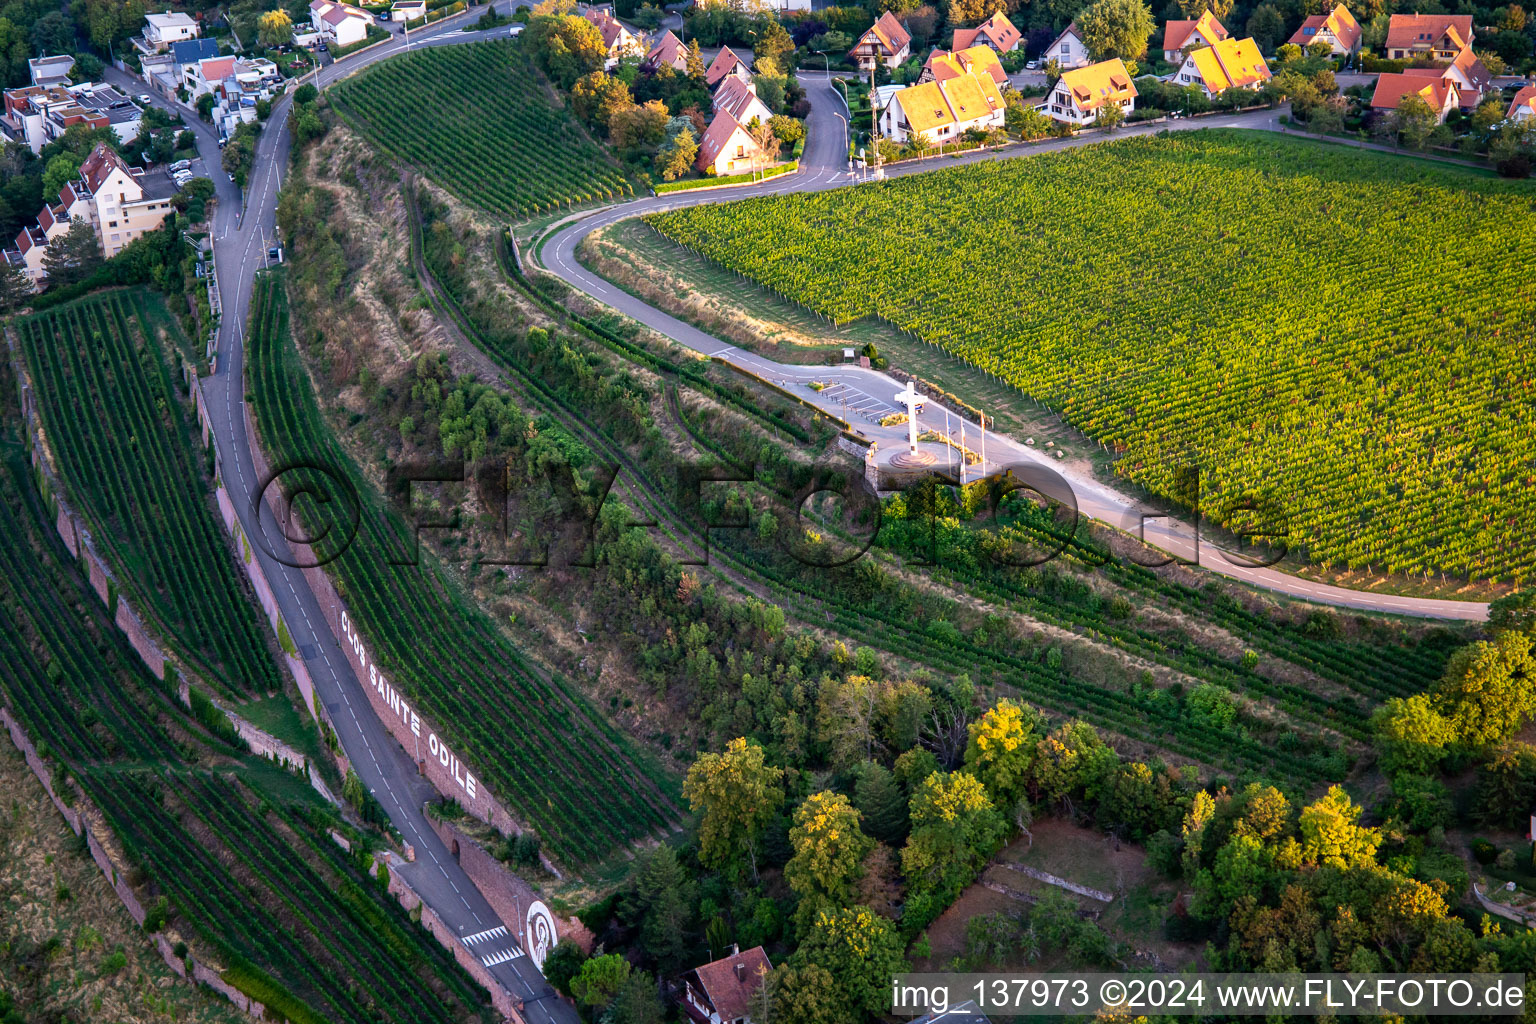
[
  {"left": 1371, "top": 693, "right": 1454, "bottom": 775},
  {"left": 40, "top": 219, "right": 101, "bottom": 287},
  {"left": 786, "top": 791, "right": 874, "bottom": 908},
  {"left": 1297, "top": 786, "right": 1380, "bottom": 869},
  {"left": 796, "top": 906, "right": 907, "bottom": 1019},
  {"left": 768, "top": 963, "right": 846, "bottom": 1024},
  {"left": 1075, "top": 0, "right": 1154, "bottom": 60},
  {"left": 258, "top": 9, "right": 293, "bottom": 47},
  {"left": 683, "top": 737, "right": 784, "bottom": 879},
  {"left": 964, "top": 698, "right": 1043, "bottom": 814}
]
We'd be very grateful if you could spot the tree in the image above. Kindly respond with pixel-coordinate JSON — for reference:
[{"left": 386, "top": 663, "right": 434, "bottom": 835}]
[
  {"left": 0, "top": 258, "right": 30, "bottom": 311},
  {"left": 1490, "top": 591, "right": 1536, "bottom": 635},
  {"left": 963, "top": 698, "right": 1042, "bottom": 815},
  {"left": 852, "top": 762, "right": 907, "bottom": 844},
  {"left": 1177, "top": 0, "right": 1233, "bottom": 18},
  {"left": 1029, "top": 721, "right": 1117, "bottom": 810},
  {"left": 1093, "top": 97, "right": 1126, "bottom": 129},
  {"left": 769, "top": 114, "right": 804, "bottom": 146},
  {"left": 1392, "top": 93, "right": 1438, "bottom": 151},
  {"left": 41, "top": 153, "right": 83, "bottom": 199},
  {"left": 196, "top": 92, "right": 215, "bottom": 121},
  {"left": 543, "top": 939, "right": 586, "bottom": 996},
  {"left": 796, "top": 906, "right": 907, "bottom": 1020},
  {"left": 656, "top": 127, "right": 697, "bottom": 180},
  {"left": 605, "top": 970, "right": 665, "bottom": 1024},
  {"left": 1433, "top": 630, "right": 1536, "bottom": 748},
  {"left": 747, "top": 116, "right": 779, "bottom": 177},
  {"left": 1371, "top": 694, "right": 1454, "bottom": 775},
  {"left": 1075, "top": 0, "right": 1154, "bottom": 60},
  {"left": 1307, "top": 39, "right": 1334, "bottom": 58},
  {"left": 1245, "top": 4, "right": 1285, "bottom": 53},
  {"left": 1473, "top": 743, "right": 1536, "bottom": 829},
  {"left": 754, "top": 18, "right": 794, "bottom": 74},
  {"left": 685, "top": 38, "right": 706, "bottom": 80},
  {"left": 257, "top": 8, "right": 293, "bottom": 46},
  {"left": 570, "top": 953, "right": 631, "bottom": 1009},
  {"left": 609, "top": 99, "right": 670, "bottom": 155},
  {"left": 786, "top": 791, "right": 874, "bottom": 913},
  {"left": 623, "top": 845, "right": 695, "bottom": 973},
  {"left": 571, "top": 71, "right": 633, "bottom": 133},
  {"left": 945, "top": 0, "right": 1008, "bottom": 25},
  {"left": 1297, "top": 786, "right": 1380, "bottom": 869},
  {"left": 525, "top": 13, "right": 607, "bottom": 89},
  {"left": 29, "top": 12, "right": 72, "bottom": 56},
  {"left": 892, "top": 747, "right": 938, "bottom": 791},
  {"left": 683, "top": 737, "right": 784, "bottom": 879},
  {"left": 40, "top": 219, "right": 101, "bottom": 287},
  {"left": 768, "top": 963, "right": 846, "bottom": 1024},
  {"left": 222, "top": 122, "right": 259, "bottom": 187},
  {"left": 902, "top": 771, "right": 1007, "bottom": 900}
]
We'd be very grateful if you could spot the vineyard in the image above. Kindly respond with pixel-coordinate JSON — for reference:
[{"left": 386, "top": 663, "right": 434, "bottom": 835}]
[
  {"left": 16, "top": 290, "right": 281, "bottom": 696},
  {"left": 247, "top": 272, "right": 679, "bottom": 865},
  {"left": 330, "top": 39, "right": 632, "bottom": 218},
  {"left": 0, "top": 449, "right": 494, "bottom": 1024},
  {"left": 647, "top": 130, "right": 1536, "bottom": 583}
]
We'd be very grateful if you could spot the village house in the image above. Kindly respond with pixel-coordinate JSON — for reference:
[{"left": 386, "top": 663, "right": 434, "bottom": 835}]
[
  {"left": 581, "top": 7, "right": 639, "bottom": 70},
  {"left": 1286, "top": 4, "right": 1362, "bottom": 56},
  {"left": 1397, "top": 45, "right": 1491, "bottom": 109},
  {"left": 1384, "top": 13, "right": 1474, "bottom": 61},
  {"left": 712, "top": 75, "right": 773, "bottom": 128},
  {"left": 644, "top": 29, "right": 688, "bottom": 73},
  {"left": 705, "top": 46, "right": 752, "bottom": 89},
  {"left": 1162, "top": 10, "right": 1227, "bottom": 64},
  {"left": 920, "top": 44, "right": 1007, "bottom": 88},
  {"left": 135, "top": 10, "right": 199, "bottom": 56},
  {"left": 680, "top": 945, "right": 772, "bottom": 1024},
  {"left": 27, "top": 54, "right": 74, "bottom": 88},
  {"left": 951, "top": 11, "right": 1021, "bottom": 52},
  {"left": 1371, "top": 71, "right": 1460, "bottom": 122},
  {"left": 696, "top": 110, "right": 765, "bottom": 176},
  {"left": 1173, "top": 36, "right": 1271, "bottom": 97},
  {"left": 309, "top": 0, "right": 375, "bottom": 48},
  {"left": 4, "top": 143, "right": 178, "bottom": 287},
  {"left": 1043, "top": 22, "right": 1091, "bottom": 69},
  {"left": 1045, "top": 57, "right": 1136, "bottom": 123},
  {"left": 849, "top": 11, "right": 911, "bottom": 70},
  {"left": 1508, "top": 84, "right": 1536, "bottom": 122},
  {"left": 1, "top": 82, "right": 140, "bottom": 153},
  {"left": 879, "top": 66, "right": 1005, "bottom": 143}
]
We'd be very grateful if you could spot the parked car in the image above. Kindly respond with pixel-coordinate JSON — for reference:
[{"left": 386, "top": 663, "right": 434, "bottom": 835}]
[
  {"left": 1026, "top": 60, "right": 1040, "bottom": 70},
  {"left": 136, "top": 93, "right": 153, "bottom": 105},
  {"left": 268, "top": 246, "right": 281, "bottom": 262},
  {"left": 171, "top": 159, "right": 192, "bottom": 172}
]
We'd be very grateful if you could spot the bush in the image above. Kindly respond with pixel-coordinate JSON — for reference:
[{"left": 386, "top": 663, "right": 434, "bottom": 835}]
[{"left": 1472, "top": 837, "right": 1498, "bottom": 864}]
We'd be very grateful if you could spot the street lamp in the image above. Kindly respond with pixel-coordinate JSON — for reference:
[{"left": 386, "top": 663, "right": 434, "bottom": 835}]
[
  {"left": 832, "top": 109, "right": 848, "bottom": 167},
  {"left": 814, "top": 48, "right": 830, "bottom": 81}
]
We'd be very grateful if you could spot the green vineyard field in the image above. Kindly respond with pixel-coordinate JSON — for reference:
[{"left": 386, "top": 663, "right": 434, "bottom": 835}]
[
  {"left": 17, "top": 290, "right": 281, "bottom": 696},
  {"left": 330, "top": 39, "right": 632, "bottom": 217},
  {"left": 648, "top": 130, "right": 1536, "bottom": 583},
  {"left": 247, "top": 272, "right": 678, "bottom": 865},
  {"left": 0, "top": 447, "right": 493, "bottom": 1024}
]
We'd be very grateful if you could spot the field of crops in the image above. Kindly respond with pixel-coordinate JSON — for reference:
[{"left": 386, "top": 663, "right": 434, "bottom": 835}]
[
  {"left": 330, "top": 39, "right": 631, "bottom": 218},
  {"left": 0, "top": 448, "right": 493, "bottom": 1024},
  {"left": 648, "top": 131, "right": 1536, "bottom": 583},
  {"left": 247, "top": 273, "right": 678, "bottom": 865},
  {"left": 17, "top": 291, "right": 281, "bottom": 696}
]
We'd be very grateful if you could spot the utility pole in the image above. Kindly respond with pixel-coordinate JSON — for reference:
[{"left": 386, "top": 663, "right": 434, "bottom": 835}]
[{"left": 869, "top": 62, "right": 882, "bottom": 179}]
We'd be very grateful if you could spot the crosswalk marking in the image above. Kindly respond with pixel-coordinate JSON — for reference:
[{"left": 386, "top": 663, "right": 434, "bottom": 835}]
[
  {"left": 481, "top": 947, "right": 520, "bottom": 967},
  {"left": 462, "top": 926, "right": 507, "bottom": 946}
]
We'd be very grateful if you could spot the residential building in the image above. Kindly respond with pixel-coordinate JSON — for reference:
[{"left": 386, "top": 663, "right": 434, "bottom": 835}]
[
  {"left": 952, "top": 12, "right": 1021, "bottom": 53},
  {"left": 1045, "top": 57, "right": 1137, "bottom": 123},
  {"left": 1044, "top": 22, "right": 1091, "bottom": 69},
  {"left": 1399, "top": 45, "right": 1490, "bottom": 109},
  {"left": 644, "top": 29, "right": 688, "bottom": 73},
  {"left": 680, "top": 946, "right": 772, "bottom": 1024},
  {"left": 1286, "top": 4, "right": 1362, "bottom": 56},
  {"left": 850, "top": 11, "right": 911, "bottom": 70},
  {"left": 1371, "top": 71, "right": 1460, "bottom": 122},
  {"left": 696, "top": 110, "right": 764, "bottom": 176},
  {"left": 4, "top": 143, "right": 178, "bottom": 287},
  {"left": 581, "top": 6, "right": 639, "bottom": 70},
  {"left": 1384, "top": 14, "right": 1473, "bottom": 61},
  {"left": 309, "top": 0, "right": 376, "bottom": 48},
  {"left": 68, "top": 83, "right": 142, "bottom": 145},
  {"left": 1508, "top": 84, "right": 1536, "bottom": 122},
  {"left": 879, "top": 66, "right": 1005, "bottom": 143},
  {"left": 28, "top": 55, "right": 74, "bottom": 88},
  {"left": 1173, "top": 36, "right": 1271, "bottom": 97},
  {"left": 713, "top": 75, "right": 773, "bottom": 127},
  {"left": 390, "top": 0, "right": 426, "bottom": 21},
  {"left": 705, "top": 46, "right": 751, "bottom": 89},
  {"left": 184, "top": 55, "right": 238, "bottom": 99},
  {"left": 137, "top": 10, "right": 200, "bottom": 54},
  {"left": 1, "top": 82, "right": 140, "bottom": 153},
  {"left": 171, "top": 37, "right": 221, "bottom": 74},
  {"left": 1162, "top": 10, "right": 1227, "bottom": 64},
  {"left": 920, "top": 44, "right": 1007, "bottom": 88}
]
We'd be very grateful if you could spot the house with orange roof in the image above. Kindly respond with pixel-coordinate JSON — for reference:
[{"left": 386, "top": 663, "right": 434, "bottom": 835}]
[
  {"left": 696, "top": 109, "right": 766, "bottom": 176},
  {"left": 712, "top": 75, "right": 773, "bottom": 128},
  {"left": 1371, "top": 71, "right": 1460, "bottom": 122},
  {"left": 1397, "top": 45, "right": 1491, "bottom": 108},
  {"left": 920, "top": 44, "right": 1007, "bottom": 88},
  {"left": 644, "top": 29, "right": 687, "bottom": 73},
  {"left": 1173, "top": 36, "right": 1271, "bottom": 97},
  {"left": 1508, "top": 84, "right": 1536, "bottom": 122},
  {"left": 880, "top": 66, "right": 1005, "bottom": 143},
  {"left": 1385, "top": 13, "right": 1473, "bottom": 61},
  {"left": 1287, "top": 4, "right": 1362, "bottom": 56},
  {"left": 1043, "top": 22, "right": 1091, "bottom": 69},
  {"left": 581, "top": 7, "right": 639, "bottom": 70},
  {"left": 1046, "top": 57, "right": 1136, "bottom": 123},
  {"left": 680, "top": 946, "right": 772, "bottom": 1024},
  {"left": 952, "top": 12, "right": 1021, "bottom": 53},
  {"left": 850, "top": 11, "right": 911, "bottom": 70},
  {"left": 705, "top": 46, "right": 751, "bottom": 89},
  {"left": 1162, "top": 10, "right": 1228, "bottom": 64}
]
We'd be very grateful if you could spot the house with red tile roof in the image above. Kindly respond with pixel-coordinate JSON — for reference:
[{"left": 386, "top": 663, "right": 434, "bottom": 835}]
[
  {"left": 712, "top": 75, "right": 773, "bottom": 128},
  {"left": 1162, "top": 10, "right": 1228, "bottom": 64},
  {"left": 1385, "top": 13, "right": 1473, "bottom": 61},
  {"left": 581, "top": 6, "right": 639, "bottom": 70},
  {"left": 850, "top": 11, "right": 911, "bottom": 70},
  {"left": 680, "top": 945, "right": 772, "bottom": 1024},
  {"left": 1045, "top": 57, "right": 1136, "bottom": 123},
  {"left": 952, "top": 12, "right": 1021, "bottom": 53},
  {"left": 696, "top": 110, "right": 764, "bottom": 176},
  {"left": 1400, "top": 45, "right": 1491, "bottom": 109},
  {"left": 705, "top": 46, "right": 751, "bottom": 88},
  {"left": 1173, "top": 36, "right": 1271, "bottom": 97},
  {"left": 1043, "top": 22, "right": 1091, "bottom": 69},
  {"left": 1371, "top": 71, "right": 1460, "bottom": 122},
  {"left": 1287, "top": 4, "right": 1362, "bottom": 56},
  {"left": 1508, "top": 84, "right": 1536, "bottom": 122},
  {"left": 309, "top": 0, "right": 374, "bottom": 47},
  {"left": 644, "top": 29, "right": 687, "bottom": 73},
  {"left": 920, "top": 44, "right": 1007, "bottom": 88}
]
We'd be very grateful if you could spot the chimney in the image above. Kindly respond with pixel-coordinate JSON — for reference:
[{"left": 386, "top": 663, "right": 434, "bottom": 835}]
[
  {"left": 734, "top": 962, "right": 745, "bottom": 982},
  {"left": 730, "top": 943, "right": 739, "bottom": 957}
]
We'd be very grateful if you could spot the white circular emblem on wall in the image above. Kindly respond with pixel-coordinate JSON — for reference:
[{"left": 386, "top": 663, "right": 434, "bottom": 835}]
[{"left": 526, "top": 900, "right": 558, "bottom": 972}]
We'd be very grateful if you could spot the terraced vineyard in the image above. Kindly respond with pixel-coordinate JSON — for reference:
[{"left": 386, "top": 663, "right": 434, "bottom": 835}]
[
  {"left": 0, "top": 449, "right": 494, "bottom": 1024},
  {"left": 330, "top": 39, "right": 631, "bottom": 217},
  {"left": 16, "top": 290, "right": 281, "bottom": 697},
  {"left": 648, "top": 130, "right": 1536, "bottom": 584},
  {"left": 247, "top": 273, "right": 678, "bottom": 865}
]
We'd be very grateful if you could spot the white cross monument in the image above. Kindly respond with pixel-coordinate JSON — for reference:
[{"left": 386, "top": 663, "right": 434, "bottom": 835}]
[{"left": 891, "top": 382, "right": 934, "bottom": 467}]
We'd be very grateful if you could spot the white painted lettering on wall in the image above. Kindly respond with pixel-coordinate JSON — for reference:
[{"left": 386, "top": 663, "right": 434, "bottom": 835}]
[{"left": 340, "top": 611, "right": 477, "bottom": 800}]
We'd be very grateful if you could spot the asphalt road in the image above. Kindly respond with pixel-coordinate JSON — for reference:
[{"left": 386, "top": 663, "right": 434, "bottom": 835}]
[
  {"left": 117, "top": 18, "right": 578, "bottom": 1024},
  {"left": 539, "top": 91, "right": 1489, "bottom": 622}
]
